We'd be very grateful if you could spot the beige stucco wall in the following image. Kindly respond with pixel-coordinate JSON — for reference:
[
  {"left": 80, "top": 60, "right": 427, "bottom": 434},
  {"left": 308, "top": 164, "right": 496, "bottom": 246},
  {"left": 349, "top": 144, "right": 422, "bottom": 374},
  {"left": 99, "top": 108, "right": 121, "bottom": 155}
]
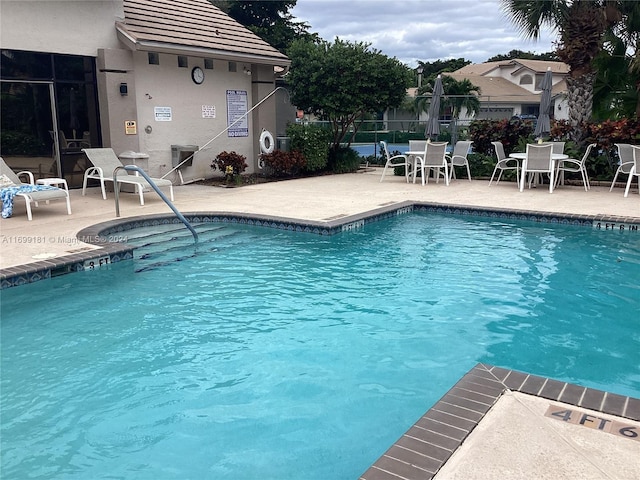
[
  {"left": 96, "top": 51, "right": 278, "bottom": 182},
  {"left": 97, "top": 49, "right": 279, "bottom": 181},
  {"left": 128, "top": 52, "right": 269, "bottom": 181},
  {"left": 0, "top": 0, "right": 123, "bottom": 55}
]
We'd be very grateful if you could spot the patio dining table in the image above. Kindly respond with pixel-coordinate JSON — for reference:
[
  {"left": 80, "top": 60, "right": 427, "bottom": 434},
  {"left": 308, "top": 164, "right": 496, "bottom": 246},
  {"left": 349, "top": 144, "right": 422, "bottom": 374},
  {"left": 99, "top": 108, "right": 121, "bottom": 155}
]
[
  {"left": 509, "top": 152, "right": 569, "bottom": 187},
  {"left": 404, "top": 143, "right": 452, "bottom": 184},
  {"left": 509, "top": 152, "right": 569, "bottom": 161}
]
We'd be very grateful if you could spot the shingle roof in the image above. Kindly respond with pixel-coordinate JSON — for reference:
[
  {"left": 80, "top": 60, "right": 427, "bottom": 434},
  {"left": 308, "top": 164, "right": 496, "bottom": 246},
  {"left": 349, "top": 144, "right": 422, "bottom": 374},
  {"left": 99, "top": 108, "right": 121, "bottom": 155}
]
[
  {"left": 509, "top": 59, "right": 568, "bottom": 74},
  {"left": 453, "top": 61, "right": 503, "bottom": 76},
  {"left": 443, "top": 73, "right": 567, "bottom": 103},
  {"left": 447, "top": 58, "right": 568, "bottom": 104},
  {"left": 445, "top": 73, "right": 540, "bottom": 103},
  {"left": 454, "top": 59, "right": 568, "bottom": 77},
  {"left": 116, "top": 0, "right": 290, "bottom": 66}
]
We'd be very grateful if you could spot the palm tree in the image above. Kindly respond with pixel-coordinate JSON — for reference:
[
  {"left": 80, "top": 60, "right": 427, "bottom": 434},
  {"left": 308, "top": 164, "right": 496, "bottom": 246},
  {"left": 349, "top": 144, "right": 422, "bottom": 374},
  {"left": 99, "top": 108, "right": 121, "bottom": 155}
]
[
  {"left": 414, "top": 75, "right": 481, "bottom": 143},
  {"left": 441, "top": 77, "right": 481, "bottom": 121},
  {"left": 611, "top": 1, "right": 640, "bottom": 118},
  {"left": 500, "top": 0, "right": 622, "bottom": 142},
  {"left": 593, "top": 35, "right": 637, "bottom": 120},
  {"left": 414, "top": 76, "right": 480, "bottom": 119}
]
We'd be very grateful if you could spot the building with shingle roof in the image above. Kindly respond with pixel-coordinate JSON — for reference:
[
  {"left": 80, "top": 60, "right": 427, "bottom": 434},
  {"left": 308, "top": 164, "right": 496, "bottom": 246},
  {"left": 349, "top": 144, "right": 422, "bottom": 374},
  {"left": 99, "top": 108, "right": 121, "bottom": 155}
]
[
  {"left": 386, "top": 59, "right": 568, "bottom": 137},
  {"left": 446, "top": 59, "right": 568, "bottom": 121},
  {"left": 1, "top": 0, "right": 290, "bottom": 186}
]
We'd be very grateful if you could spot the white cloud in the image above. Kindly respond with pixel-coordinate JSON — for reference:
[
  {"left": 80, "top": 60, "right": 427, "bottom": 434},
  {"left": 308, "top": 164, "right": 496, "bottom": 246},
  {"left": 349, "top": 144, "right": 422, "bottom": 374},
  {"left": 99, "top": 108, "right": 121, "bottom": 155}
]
[{"left": 291, "top": 0, "right": 557, "bottom": 66}]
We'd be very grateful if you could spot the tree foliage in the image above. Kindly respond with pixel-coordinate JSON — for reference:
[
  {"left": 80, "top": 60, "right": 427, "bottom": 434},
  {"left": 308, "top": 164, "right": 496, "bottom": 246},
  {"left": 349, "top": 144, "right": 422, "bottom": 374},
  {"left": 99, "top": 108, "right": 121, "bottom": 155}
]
[
  {"left": 499, "top": 0, "right": 635, "bottom": 142},
  {"left": 592, "top": 35, "right": 637, "bottom": 120},
  {"left": 416, "top": 58, "right": 470, "bottom": 78},
  {"left": 287, "top": 38, "right": 412, "bottom": 149},
  {"left": 441, "top": 77, "right": 481, "bottom": 120},
  {"left": 415, "top": 75, "right": 481, "bottom": 121},
  {"left": 486, "top": 49, "right": 558, "bottom": 62},
  {"left": 593, "top": 1, "right": 640, "bottom": 118},
  {"left": 211, "top": 0, "right": 317, "bottom": 53}
]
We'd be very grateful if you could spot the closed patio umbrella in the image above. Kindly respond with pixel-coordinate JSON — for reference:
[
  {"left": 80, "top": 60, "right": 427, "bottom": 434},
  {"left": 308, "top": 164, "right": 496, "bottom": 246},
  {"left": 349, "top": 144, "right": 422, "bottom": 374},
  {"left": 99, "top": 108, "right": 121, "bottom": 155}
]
[
  {"left": 424, "top": 74, "right": 443, "bottom": 140},
  {"left": 534, "top": 67, "right": 553, "bottom": 139}
]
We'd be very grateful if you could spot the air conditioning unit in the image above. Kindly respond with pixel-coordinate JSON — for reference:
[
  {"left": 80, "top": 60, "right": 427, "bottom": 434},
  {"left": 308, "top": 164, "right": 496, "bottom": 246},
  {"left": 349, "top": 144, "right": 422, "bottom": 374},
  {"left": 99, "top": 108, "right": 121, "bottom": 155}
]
[{"left": 276, "top": 137, "right": 290, "bottom": 152}]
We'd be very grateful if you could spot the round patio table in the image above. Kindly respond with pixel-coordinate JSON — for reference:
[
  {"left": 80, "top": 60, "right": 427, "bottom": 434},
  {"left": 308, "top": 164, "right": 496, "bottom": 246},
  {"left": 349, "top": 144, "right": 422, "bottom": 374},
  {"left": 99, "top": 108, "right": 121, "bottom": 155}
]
[{"left": 510, "top": 152, "right": 569, "bottom": 189}]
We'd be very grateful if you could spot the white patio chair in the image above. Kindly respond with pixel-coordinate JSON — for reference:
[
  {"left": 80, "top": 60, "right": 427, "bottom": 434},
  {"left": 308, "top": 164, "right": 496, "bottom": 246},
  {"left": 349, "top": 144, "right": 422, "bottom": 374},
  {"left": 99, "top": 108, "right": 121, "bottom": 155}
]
[
  {"left": 552, "top": 142, "right": 565, "bottom": 155},
  {"left": 446, "top": 140, "right": 473, "bottom": 181},
  {"left": 413, "top": 141, "right": 449, "bottom": 186},
  {"left": 520, "top": 143, "right": 555, "bottom": 193},
  {"left": 379, "top": 141, "right": 410, "bottom": 183},
  {"left": 624, "top": 145, "right": 639, "bottom": 198},
  {"left": 610, "top": 144, "right": 635, "bottom": 191},
  {"left": 82, "top": 148, "right": 173, "bottom": 205},
  {"left": 0, "top": 157, "right": 71, "bottom": 220},
  {"left": 409, "top": 140, "right": 427, "bottom": 152},
  {"left": 554, "top": 143, "right": 595, "bottom": 191},
  {"left": 489, "top": 141, "right": 520, "bottom": 187}
]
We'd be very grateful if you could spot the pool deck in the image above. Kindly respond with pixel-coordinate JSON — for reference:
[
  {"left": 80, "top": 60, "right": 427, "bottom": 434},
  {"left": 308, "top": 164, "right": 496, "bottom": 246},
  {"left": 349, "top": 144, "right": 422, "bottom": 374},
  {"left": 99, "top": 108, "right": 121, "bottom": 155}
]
[{"left": 1, "top": 169, "right": 639, "bottom": 478}]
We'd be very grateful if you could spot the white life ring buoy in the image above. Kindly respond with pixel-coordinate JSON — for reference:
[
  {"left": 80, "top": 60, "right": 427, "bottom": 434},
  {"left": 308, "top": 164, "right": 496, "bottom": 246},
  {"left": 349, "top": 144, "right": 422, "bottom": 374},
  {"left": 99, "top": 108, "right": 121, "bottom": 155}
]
[{"left": 259, "top": 130, "right": 275, "bottom": 154}]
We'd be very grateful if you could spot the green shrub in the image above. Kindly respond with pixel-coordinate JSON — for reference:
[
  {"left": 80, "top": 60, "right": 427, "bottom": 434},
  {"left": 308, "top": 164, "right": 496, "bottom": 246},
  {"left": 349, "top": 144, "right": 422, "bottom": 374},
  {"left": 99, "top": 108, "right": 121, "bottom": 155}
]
[
  {"left": 363, "top": 154, "right": 383, "bottom": 166},
  {"left": 328, "top": 146, "right": 360, "bottom": 173},
  {"left": 211, "top": 151, "right": 248, "bottom": 175},
  {"left": 260, "top": 149, "right": 306, "bottom": 177},
  {"left": 467, "top": 153, "right": 496, "bottom": 178},
  {"left": 469, "top": 119, "right": 534, "bottom": 156},
  {"left": 286, "top": 123, "right": 331, "bottom": 172}
]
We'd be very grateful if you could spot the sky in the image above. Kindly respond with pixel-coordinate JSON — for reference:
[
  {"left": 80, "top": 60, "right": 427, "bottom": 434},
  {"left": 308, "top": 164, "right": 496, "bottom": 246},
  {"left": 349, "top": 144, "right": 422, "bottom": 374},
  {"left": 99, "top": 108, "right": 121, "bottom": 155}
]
[{"left": 290, "top": 0, "right": 558, "bottom": 67}]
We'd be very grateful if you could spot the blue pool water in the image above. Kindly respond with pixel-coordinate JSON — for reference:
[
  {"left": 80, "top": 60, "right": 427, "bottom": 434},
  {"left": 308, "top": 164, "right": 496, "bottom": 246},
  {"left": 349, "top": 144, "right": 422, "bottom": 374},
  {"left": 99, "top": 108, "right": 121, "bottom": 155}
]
[
  {"left": 352, "top": 143, "right": 407, "bottom": 157},
  {"left": 352, "top": 143, "right": 454, "bottom": 158},
  {"left": 2, "top": 213, "right": 639, "bottom": 479}
]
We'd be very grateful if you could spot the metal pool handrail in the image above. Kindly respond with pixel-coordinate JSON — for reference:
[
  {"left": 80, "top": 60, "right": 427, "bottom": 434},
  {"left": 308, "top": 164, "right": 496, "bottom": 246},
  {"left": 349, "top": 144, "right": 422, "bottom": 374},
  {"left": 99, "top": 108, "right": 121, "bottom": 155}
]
[{"left": 113, "top": 165, "right": 198, "bottom": 243}]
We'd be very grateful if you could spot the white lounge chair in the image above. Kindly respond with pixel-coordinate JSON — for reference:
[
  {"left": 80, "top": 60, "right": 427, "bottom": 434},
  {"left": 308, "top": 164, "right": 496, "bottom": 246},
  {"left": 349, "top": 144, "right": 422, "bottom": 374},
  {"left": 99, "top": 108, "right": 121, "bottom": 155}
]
[
  {"left": 0, "top": 157, "right": 71, "bottom": 220},
  {"left": 82, "top": 148, "right": 173, "bottom": 205}
]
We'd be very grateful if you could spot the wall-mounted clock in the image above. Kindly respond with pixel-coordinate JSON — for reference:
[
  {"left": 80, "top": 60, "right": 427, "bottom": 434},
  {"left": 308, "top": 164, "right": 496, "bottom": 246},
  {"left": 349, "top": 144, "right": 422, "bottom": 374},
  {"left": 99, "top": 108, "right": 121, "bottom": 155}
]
[{"left": 191, "top": 66, "right": 204, "bottom": 85}]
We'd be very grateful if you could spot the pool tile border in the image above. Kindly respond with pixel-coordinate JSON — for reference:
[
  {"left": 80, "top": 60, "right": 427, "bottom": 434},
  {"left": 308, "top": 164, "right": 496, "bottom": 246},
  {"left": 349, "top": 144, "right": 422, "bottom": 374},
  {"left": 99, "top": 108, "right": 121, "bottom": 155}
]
[
  {"left": 359, "top": 363, "right": 640, "bottom": 480},
  {"left": 1, "top": 202, "right": 638, "bottom": 289}
]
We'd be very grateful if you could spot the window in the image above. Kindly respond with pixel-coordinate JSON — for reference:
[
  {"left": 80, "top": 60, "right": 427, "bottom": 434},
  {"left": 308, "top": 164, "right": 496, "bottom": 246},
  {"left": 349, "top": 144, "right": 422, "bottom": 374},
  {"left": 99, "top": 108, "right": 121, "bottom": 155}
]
[
  {"left": 148, "top": 52, "right": 159, "bottom": 65},
  {"left": 204, "top": 58, "right": 214, "bottom": 70},
  {"left": 228, "top": 61, "right": 237, "bottom": 72},
  {"left": 1, "top": 49, "right": 52, "bottom": 79},
  {"left": 178, "top": 56, "right": 188, "bottom": 68},
  {"left": 0, "top": 50, "right": 101, "bottom": 186},
  {"left": 534, "top": 75, "right": 544, "bottom": 90},
  {"left": 519, "top": 74, "right": 533, "bottom": 85}
]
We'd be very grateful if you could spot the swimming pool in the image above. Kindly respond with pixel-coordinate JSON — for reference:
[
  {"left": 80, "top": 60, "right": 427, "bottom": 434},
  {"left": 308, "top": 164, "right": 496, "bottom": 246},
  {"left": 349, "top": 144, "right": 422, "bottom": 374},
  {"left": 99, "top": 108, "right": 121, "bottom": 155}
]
[{"left": 2, "top": 212, "right": 639, "bottom": 479}]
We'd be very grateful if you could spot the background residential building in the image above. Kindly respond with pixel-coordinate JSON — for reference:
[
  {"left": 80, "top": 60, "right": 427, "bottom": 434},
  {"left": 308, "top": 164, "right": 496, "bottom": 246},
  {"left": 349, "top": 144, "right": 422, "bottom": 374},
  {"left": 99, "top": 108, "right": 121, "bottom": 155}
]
[
  {"left": 383, "top": 59, "right": 569, "bottom": 133},
  {"left": 448, "top": 59, "right": 568, "bottom": 121}
]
